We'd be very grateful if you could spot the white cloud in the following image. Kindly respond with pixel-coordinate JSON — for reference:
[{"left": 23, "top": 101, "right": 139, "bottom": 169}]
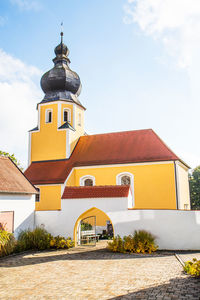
[
  {"left": 10, "top": 0, "right": 42, "bottom": 11},
  {"left": 124, "top": 0, "right": 200, "bottom": 168},
  {"left": 124, "top": 0, "right": 200, "bottom": 69},
  {"left": 0, "top": 49, "right": 42, "bottom": 168}
]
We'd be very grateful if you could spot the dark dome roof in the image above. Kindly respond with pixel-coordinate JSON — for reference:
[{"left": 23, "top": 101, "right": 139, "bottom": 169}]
[
  {"left": 40, "top": 34, "right": 82, "bottom": 101},
  {"left": 54, "top": 42, "right": 69, "bottom": 56}
]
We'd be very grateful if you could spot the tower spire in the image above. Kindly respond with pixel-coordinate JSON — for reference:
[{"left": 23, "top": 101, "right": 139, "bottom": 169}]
[{"left": 60, "top": 22, "right": 64, "bottom": 44}]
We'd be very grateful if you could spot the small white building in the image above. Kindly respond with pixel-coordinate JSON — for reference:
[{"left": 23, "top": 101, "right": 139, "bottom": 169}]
[{"left": 0, "top": 156, "right": 37, "bottom": 237}]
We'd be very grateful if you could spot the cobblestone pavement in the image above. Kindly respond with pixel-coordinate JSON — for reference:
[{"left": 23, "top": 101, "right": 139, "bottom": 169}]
[
  {"left": 176, "top": 251, "right": 200, "bottom": 264},
  {"left": 0, "top": 242, "right": 199, "bottom": 300}
]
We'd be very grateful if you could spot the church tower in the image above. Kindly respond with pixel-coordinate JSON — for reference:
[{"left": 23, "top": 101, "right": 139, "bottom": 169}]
[{"left": 28, "top": 32, "right": 86, "bottom": 164}]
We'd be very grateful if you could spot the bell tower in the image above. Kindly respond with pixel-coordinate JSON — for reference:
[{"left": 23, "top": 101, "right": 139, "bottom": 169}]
[{"left": 28, "top": 32, "right": 86, "bottom": 164}]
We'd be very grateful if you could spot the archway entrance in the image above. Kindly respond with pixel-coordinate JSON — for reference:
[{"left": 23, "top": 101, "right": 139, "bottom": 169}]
[{"left": 74, "top": 207, "right": 114, "bottom": 246}]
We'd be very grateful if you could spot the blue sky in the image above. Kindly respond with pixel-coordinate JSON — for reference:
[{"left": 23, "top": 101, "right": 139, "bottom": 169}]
[{"left": 0, "top": 0, "right": 200, "bottom": 169}]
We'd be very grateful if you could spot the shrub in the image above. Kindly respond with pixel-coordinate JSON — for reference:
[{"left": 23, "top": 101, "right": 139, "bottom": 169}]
[
  {"left": 0, "top": 230, "right": 16, "bottom": 257},
  {"left": 184, "top": 258, "right": 200, "bottom": 277},
  {"left": 133, "top": 230, "right": 158, "bottom": 254},
  {"left": 107, "top": 235, "right": 125, "bottom": 253},
  {"left": 16, "top": 227, "right": 53, "bottom": 251},
  {"left": 108, "top": 230, "right": 158, "bottom": 254},
  {"left": 50, "top": 236, "right": 74, "bottom": 249}
]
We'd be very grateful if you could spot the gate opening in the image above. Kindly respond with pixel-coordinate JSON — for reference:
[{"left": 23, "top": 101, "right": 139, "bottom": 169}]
[{"left": 74, "top": 207, "right": 114, "bottom": 246}]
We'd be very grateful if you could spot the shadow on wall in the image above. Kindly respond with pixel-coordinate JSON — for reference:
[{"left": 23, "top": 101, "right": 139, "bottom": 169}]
[
  {"left": 112, "top": 210, "right": 200, "bottom": 250},
  {"left": 0, "top": 248, "right": 175, "bottom": 268},
  {"left": 14, "top": 212, "right": 35, "bottom": 238},
  {"left": 110, "top": 276, "right": 200, "bottom": 299}
]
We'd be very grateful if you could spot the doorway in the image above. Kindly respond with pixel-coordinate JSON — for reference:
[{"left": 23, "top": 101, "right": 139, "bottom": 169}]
[
  {"left": 74, "top": 207, "right": 114, "bottom": 246},
  {"left": 78, "top": 216, "right": 96, "bottom": 246}
]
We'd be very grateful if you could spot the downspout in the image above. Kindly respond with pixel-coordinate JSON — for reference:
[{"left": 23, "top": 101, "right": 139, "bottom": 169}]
[{"left": 174, "top": 161, "right": 179, "bottom": 210}]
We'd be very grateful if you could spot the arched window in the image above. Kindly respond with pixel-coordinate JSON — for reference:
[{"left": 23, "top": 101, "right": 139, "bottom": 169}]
[
  {"left": 64, "top": 110, "right": 68, "bottom": 122},
  {"left": 63, "top": 108, "right": 71, "bottom": 123},
  {"left": 80, "top": 175, "right": 95, "bottom": 186},
  {"left": 46, "top": 109, "right": 52, "bottom": 123},
  {"left": 121, "top": 175, "right": 131, "bottom": 185},
  {"left": 116, "top": 172, "right": 134, "bottom": 208},
  {"left": 84, "top": 179, "right": 93, "bottom": 186}
]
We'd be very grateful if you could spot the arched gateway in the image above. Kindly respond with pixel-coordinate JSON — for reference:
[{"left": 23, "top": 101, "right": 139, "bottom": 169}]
[{"left": 74, "top": 207, "right": 114, "bottom": 246}]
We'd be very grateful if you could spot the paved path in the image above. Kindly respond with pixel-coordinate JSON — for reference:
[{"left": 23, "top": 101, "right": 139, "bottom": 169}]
[
  {"left": 0, "top": 242, "right": 199, "bottom": 300},
  {"left": 176, "top": 252, "right": 200, "bottom": 264}
]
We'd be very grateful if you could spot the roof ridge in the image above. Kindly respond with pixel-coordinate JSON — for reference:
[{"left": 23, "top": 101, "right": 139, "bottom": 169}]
[
  {"left": 150, "top": 130, "right": 189, "bottom": 168},
  {"left": 80, "top": 128, "right": 152, "bottom": 138}
]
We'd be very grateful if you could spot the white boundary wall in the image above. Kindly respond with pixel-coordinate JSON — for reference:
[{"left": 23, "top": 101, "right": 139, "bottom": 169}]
[
  {"left": 35, "top": 197, "right": 200, "bottom": 250},
  {"left": 0, "top": 194, "right": 35, "bottom": 237}
]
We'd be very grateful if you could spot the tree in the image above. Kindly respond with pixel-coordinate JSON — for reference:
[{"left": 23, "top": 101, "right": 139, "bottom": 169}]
[
  {"left": 0, "top": 151, "right": 23, "bottom": 171},
  {"left": 189, "top": 166, "right": 200, "bottom": 210}
]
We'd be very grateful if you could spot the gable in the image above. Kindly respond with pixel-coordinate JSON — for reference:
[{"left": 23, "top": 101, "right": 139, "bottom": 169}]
[{"left": 0, "top": 157, "right": 37, "bottom": 194}]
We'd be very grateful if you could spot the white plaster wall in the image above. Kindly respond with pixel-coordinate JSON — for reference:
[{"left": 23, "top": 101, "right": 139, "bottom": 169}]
[
  {"left": 109, "top": 209, "right": 200, "bottom": 250},
  {"left": 176, "top": 162, "right": 190, "bottom": 209},
  {"left": 35, "top": 197, "right": 128, "bottom": 238},
  {"left": 0, "top": 194, "right": 35, "bottom": 237},
  {"left": 35, "top": 197, "right": 200, "bottom": 250}
]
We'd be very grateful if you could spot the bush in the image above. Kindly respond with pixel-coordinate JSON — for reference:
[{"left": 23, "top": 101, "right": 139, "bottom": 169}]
[
  {"left": 16, "top": 227, "right": 53, "bottom": 251},
  {"left": 0, "top": 230, "right": 16, "bottom": 257},
  {"left": 133, "top": 230, "right": 158, "bottom": 254},
  {"left": 184, "top": 258, "right": 200, "bottom": 277},
  {"left": 50, "top": 236, "right": 74, "bottom": 249},
  {"left": 108, "top": 235, "right": 125, "bottom": 253},
  {"left": 0, "top": 226, "right": 75, "bottom": 256},
  {"left": 108, "top": 230, "right": 158, "bottom": 254},
  {"left": 81, "top": 222, "right": 93, "bottom": 231}
]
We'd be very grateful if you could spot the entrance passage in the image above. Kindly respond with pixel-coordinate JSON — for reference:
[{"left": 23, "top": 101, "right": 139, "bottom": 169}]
[
  {"left": 80, "top": 216, "right": 96, "bottom": 246},
  {"left": 75, "top": 207, "right": 114, "bottom": 246}
]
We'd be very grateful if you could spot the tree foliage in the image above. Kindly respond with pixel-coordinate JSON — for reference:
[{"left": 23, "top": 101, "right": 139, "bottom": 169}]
[
  {"left": 0, "top": 151, "right": 23, "bottom": 171},
  {"left": 189, "top": 166, "right": 200, "bottom": 210}
]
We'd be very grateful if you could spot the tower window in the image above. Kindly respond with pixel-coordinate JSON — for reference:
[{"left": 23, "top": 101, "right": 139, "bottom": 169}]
[
  {"left": 35, "top": 188, "right": 40, "bottom": 202},
  {"left": 64, "top": 110, "right": 68, "bottom": 122},
  {"left": 63, "top": 108, "right": 71, "bottom": 123},
  {"left": 46, "top": 109, "right": 52, "bottom": 123},
  {"left": 78, "top": 113, "right": 81, "bottom": 126}
]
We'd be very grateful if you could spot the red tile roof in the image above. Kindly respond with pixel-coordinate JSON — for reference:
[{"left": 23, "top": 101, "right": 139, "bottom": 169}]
[
  {"left": 62, "top": 185, "right": 130, "bottom": 199},
  {"left": 25, "top": 129, "right": 182, "bottom": 185},
  {"left": 0, "top": 157, "right": 37, "bottom": 194}
]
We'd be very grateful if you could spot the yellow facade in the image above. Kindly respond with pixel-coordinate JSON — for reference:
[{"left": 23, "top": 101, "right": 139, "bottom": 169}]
[
  {"left": 35, "top": 162, "right": 177, "bottom": 211},
  {"left": 81, "top": 207, "right": 109, "bottom": 226},
  {"left": 31, "top": 103, "right": 66, "bottom": 162},
  {"left": 65, "top": 163, "right": 177, "bottom": 209},
  {"left": 35, "top": 185, "right": 62, "bottom": 210},
  {"left": 30, "top": 101, "right": 85, "bottom": 162},
  {"left": 30, "top": 99, "right": 183, "bottom": 212}
]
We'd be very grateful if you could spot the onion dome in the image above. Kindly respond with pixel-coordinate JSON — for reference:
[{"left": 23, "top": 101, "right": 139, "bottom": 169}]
[{"left": 40, "top": 32, "right": 82, "bottom": 104}]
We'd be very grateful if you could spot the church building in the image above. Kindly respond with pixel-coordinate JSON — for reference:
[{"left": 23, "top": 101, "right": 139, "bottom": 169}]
[{"left": 25, "top": 33, "right": 191, "bottom": 247}]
